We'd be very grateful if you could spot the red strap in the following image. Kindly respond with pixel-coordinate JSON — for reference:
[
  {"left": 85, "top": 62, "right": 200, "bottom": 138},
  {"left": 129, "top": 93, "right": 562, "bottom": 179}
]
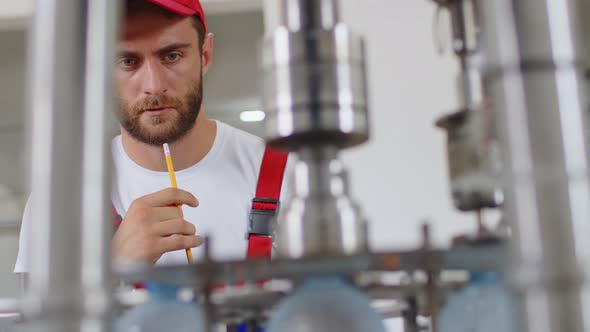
[
  {"left": 246, "top": 236, "right": 274, "bottom": 259},
  {"left": 112, "top": 207, "right": 123, "bottom": 228},
  {"left": 252, "top": 147, "right": 289, "bottom": 210},
  {"left": 246, "top": 147, "right": 288, "bottom": 259}
]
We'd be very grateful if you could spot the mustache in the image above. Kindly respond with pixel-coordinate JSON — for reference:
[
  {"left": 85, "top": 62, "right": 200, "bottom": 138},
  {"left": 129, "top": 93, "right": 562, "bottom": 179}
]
[{"left": 131, "top": 95, "right": 183, "bottom": 114}]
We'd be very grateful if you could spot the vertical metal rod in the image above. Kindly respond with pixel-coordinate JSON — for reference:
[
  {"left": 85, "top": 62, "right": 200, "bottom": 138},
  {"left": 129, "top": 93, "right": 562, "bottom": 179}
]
[
  {"left": 26, "top": 0, "right": 87, "bottom": 330},
  {"left": 281, "top": 0, "right": 339, "bottom": 31},
  {"left": 80, "top": 0, "right": 120, "bottom": 331},
  {"left": 401, "top": 297, "right": 420, "bottom": 332},
  {"left": 478, "top": 0, "right": 590, "bottom": 331},
  {"left": 448, "top": 0, "right": 482, "bottom": 109}
]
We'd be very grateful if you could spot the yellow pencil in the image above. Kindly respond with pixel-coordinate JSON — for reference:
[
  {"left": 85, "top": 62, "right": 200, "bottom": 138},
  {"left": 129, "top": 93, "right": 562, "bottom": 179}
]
[{"left": 163, "top": 143, "right": 193, "bottom": 263}]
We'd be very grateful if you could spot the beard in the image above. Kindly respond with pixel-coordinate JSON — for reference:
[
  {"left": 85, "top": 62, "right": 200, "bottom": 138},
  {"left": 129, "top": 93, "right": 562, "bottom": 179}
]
[{"left": 117, "top": 77, "right": 203, "bottom": 146}]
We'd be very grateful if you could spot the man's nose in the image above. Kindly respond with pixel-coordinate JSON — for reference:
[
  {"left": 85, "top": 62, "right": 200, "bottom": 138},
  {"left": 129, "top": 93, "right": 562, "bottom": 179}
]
[{"left": 140, "top": 61, "right": 168, "bottom": 96}]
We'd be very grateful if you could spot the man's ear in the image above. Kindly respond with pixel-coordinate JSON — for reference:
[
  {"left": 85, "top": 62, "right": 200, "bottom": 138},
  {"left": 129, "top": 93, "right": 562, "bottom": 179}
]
[{"left": 201, "top": 33, "right": 214, "bottom": 75}]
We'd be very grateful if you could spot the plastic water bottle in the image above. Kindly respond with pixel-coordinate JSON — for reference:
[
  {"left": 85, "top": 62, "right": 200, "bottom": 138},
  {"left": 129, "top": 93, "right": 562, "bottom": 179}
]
[
  {"left": 438, "top": 272, "right": 517, "bottom": 332},
  {"left": 115, "top": 282, "right": 205, "bottom": 332},
  {"left": 266, "top": 277, "right": 386, "bottom": 332}
]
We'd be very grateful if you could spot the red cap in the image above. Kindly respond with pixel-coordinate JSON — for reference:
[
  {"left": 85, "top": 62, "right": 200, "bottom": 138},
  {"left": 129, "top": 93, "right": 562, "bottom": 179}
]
[{"left": 147, "top": 0, "right": 207, "bottom": 31}]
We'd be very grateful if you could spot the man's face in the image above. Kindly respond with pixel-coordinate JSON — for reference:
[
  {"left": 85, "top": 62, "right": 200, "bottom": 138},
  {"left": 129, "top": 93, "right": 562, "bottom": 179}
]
[{"left": 116, "top": 12, "right": 203, "bottom": 145}]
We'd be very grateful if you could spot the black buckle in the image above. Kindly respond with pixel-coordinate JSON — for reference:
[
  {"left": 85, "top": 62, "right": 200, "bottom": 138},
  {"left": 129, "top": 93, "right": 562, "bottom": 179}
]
[{"left": 247, "top": 198, "right": 280, "bottom": 237}]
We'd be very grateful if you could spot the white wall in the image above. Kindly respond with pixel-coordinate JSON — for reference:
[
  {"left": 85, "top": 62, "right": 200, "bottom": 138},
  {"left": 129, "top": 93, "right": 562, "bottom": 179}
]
[
  {"left": 204, "top": 11, "right": 265, "bottom": 120},
  {"left": 337, "top": 0, "right": 476, "bottom": 249}
]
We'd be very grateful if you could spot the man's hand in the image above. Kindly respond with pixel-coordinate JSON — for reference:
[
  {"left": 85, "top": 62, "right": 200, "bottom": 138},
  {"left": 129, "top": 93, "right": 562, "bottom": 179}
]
[{"left": 112, "top": 188, "right": 204, "bottom": 265}]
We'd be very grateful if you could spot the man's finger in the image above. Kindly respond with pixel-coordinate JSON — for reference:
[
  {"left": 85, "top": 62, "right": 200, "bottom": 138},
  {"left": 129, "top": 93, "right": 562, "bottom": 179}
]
[
  {"left": 153, "top": 218, "right": 196, "bottom": 236},
  {"left": 160, "top": 234, "right": 204, "bottom": 253},
  {"left": 139, "top": 188, "right": 198, "bottom": 208},
  {"left": 150, "top": 206, "right": 185, "bottom": 222}
]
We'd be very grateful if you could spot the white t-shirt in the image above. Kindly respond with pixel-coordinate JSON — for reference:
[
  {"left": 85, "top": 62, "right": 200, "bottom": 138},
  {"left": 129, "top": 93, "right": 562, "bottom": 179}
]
[{"left": 14, "top": 121, "right": 293, "bottom": 272}]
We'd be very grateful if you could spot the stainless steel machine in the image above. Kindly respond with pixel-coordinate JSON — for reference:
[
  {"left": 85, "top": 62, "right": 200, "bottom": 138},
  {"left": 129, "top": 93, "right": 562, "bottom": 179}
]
[
  {"left": 260, "top": 0, "right": 370, "bottom": 258},
  {"left": 4, "top": 0, "right": 590, "bottom": 331},
  {"left": 433, "top": 0, "right": 503, "bottom": 214},
  {"left": 432, "top": 0, "right": 505, "bottom": 247}
]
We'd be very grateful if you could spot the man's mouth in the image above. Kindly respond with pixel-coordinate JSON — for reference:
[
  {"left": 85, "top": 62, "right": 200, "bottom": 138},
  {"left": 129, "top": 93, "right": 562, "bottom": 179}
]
[{"left": 142, "top": 106, "right": 175, "bottom": 115}]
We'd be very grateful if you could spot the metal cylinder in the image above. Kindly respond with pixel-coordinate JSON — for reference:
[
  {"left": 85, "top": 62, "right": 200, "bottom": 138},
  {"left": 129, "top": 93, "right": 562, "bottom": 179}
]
[
  {"left": 23, "top": 0, "right": 118, "bottom": 331},
  {"left": 431, "top": 0, "right": 503, "bottom": 212},
  {"left": 477, "top": 0, "right": 590, "bottom": 331},
  {"left": 275, "top": 147, "right": 368, "bottom": 258},
  {"left": 24, "top": 0, "right": 87, "bottom": 329},
  {"left": 80, "top": 0, "right": 120, "bottom": 331},
  {"left": 280, "top": 0, "right": 340, "bottom": 32},
  {"left": 262, "top": 0, "right": 371, "bottom": 258},
  {"left": 436, "top": 109, "right": 503, "bottom": 211},
  {"left": 261, "top": 0, "right": 369, "bottom": 150},
  {"left": 447, "top": 0, "right": 482, "bottom": 108}
]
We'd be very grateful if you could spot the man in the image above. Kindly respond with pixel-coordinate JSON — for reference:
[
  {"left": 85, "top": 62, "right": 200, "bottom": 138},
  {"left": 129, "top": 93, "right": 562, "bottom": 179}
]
[{"left": 15, "top": 0, "right": 291, "bottom": 272}]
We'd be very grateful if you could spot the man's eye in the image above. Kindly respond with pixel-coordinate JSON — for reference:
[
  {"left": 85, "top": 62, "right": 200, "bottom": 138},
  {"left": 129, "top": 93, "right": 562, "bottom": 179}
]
[
  {"left": 165, "top": 53, "right": 181, "bottom": 62},
  {"left": 119, "top": 58, "right": 137, "bottom": 67}
]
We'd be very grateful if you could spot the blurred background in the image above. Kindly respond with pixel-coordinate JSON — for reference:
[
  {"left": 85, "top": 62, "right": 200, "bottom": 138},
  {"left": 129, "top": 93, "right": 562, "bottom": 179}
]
[{"left": 0, "top": 0, "right": 473, "bottom": 314}]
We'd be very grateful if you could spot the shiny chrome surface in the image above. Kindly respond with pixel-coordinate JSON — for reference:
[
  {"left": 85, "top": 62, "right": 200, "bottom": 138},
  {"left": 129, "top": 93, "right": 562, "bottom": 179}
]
[
  {"left": 80, "top": 0, "right": 120, "bottom": 331},
  {"left": 25, "top": 0, "right": 87, "bottom": 329},
  {"left": 262, "top": 0, "right": 370, "bottom": 259},
  {"left": 261, "top": 27, "right": 369, "bottom": 149},
  {"left": 445, "top": 0, "right": 482, "bottom": 108},
  {"left": 275, "top": 147, "right": 369, "bottom": 258},
  {"left": 478, "top": 0, "right": 590, "bottom": 331},
  {"left": 433, "top": 0, "right": 503, "bottom": 212},
  {"left": 23, "top": 0, "right": 119, "bottom": 331},
  {"left": 280, "top": 0, "right": 340, "bottom": 32},
  {"left": 261, "top": 0, "right": 369, "bottom": 150}
]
